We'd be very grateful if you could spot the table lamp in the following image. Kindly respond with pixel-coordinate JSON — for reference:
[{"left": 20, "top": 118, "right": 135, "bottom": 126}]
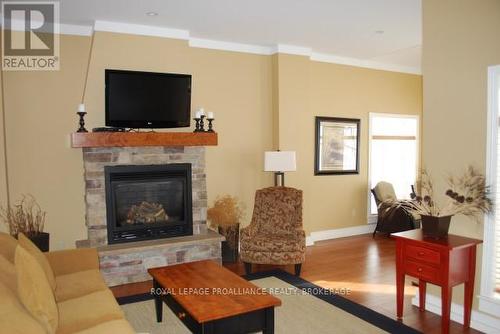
[{"left": 264, "top": 151, "right": 296, "bottom": 186}]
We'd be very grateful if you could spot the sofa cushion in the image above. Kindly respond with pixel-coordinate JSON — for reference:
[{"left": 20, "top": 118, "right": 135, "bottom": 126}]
[
  {"left": 0, "top": 280, "right": 47, "bottom": 334},
  {"left": 46, "top": 248, "right": 99, "bottom": 276},
  {"left": 0, "top": 232, "right": 19, "bottom": 263},
  {"left": 57, "top": 289, "right": 124, "bottom": 334},
  {"left": 0, "top": 254, "right": 17, "bottom": 293},
  {"left": 18, "top": 233, "right": 57, "bottom": 291},
  {"left": 73, "top": 319, "right": 135, "bottom": 334},
  {"left": 55, "top": 269, "right": 108, "bottom": 302},
  {"left": 15, "top": 245, "right": 59, "bottom": 334}
]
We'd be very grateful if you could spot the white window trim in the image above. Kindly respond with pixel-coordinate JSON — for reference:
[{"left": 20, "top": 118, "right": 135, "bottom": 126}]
[
  {"left": 480, "top": 65, "right": 500, "bottom": 316},
  {"left": 367, "top": 112, "right": 420, "bottom": 222}
]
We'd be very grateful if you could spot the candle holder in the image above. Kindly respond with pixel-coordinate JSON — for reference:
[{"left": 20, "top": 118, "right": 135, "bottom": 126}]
[
  {"left": 207, "top": 118, "right": 215, "bottom": 132},
  {"left": 76, "top": 111, "right": 88, "bottom": 133},
  {"left": 193, "top": 117, "right": 202, "bottom": 132},
  {"left": 199, "top": 115, "right": 206, "bottom": 132}
]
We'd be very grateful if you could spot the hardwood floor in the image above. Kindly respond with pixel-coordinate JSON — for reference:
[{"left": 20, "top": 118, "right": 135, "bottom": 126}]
[{"left": 111, "top": 234, "right": 481, "bottom": 334}]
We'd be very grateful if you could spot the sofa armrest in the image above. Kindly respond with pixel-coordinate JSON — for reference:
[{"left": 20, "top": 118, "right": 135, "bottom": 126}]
[{"left": 45, "top": 248, "right": 99, "bottom": 276}]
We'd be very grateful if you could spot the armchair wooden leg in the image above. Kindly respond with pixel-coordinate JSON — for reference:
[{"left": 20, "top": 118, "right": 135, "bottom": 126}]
[
  {"left": 243, "top": 262, "right": 252, "bottom": 275},
  {"left": 294, "top": 263, "right": 302, "bottom": 276}
]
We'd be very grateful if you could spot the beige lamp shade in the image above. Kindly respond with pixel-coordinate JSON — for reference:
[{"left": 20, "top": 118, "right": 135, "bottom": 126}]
[{"left": 264, "top": 151, "right": 297, "bottom": 172}]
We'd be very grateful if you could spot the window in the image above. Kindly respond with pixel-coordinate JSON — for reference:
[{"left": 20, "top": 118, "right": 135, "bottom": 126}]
[
  {"left": 480, "top": 66, "right": 500, "bottom": 315},
  {"left": 368, "top": 113, "right": 419, "bottom": 215}
]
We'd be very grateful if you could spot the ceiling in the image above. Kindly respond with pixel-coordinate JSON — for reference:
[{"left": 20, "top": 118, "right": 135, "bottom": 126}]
[{"left": 58, "top": 0, "right": 422, "bottom": 72}]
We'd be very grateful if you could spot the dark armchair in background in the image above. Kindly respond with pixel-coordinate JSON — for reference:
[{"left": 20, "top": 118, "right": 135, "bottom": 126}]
[{"left": 371, "top": 181, "right": 419, "bottom": 237}]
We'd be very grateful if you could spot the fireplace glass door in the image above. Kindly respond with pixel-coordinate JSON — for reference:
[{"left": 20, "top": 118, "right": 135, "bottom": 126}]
[{"left": 105, "top": 164, "right": 192, "bottom": 244}]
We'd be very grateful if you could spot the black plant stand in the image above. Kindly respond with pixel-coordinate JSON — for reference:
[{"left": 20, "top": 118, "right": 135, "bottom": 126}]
[{"left": 26, "top": 232, "right": 50, "bottom": 252}]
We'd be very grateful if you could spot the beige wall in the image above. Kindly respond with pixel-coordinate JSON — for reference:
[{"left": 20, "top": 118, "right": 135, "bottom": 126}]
[
  {"left": 2, "top": 35, "right": 91, "bottom": 246},
  {"left": 1, "top": 30, "right": 422, "bottom": 248},
  {"left": 83, "top": 31, "right": 274, "bottom": 232},
  {"left": 0, "top": 56, "right": 8, "bottom": 233},
  {"left": 422, "top": 0, "right": 500, "bottom": 316},
  {"left": 1, "top": 32, "right": 274, "bottom": 248},
  {"left": 275, "top": 53, "right": 422, "bottom": 233}
]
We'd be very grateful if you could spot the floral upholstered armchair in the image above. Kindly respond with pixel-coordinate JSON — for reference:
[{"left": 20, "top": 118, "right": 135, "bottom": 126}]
[{"left": 240, "top": 186, "right": 306, "bottom": 276}]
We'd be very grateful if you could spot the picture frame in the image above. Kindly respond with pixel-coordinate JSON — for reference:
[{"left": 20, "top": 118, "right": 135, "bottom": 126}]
[{"left": 314, "top": 116, "right": 360, "bottom": 175}]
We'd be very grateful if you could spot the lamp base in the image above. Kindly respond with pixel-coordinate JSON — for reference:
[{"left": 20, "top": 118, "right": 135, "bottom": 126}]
[{"left": 274, "top": 172, "right": 285, "bottom": 187}]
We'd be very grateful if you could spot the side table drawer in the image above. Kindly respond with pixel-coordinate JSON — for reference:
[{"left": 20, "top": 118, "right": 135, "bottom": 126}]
[
  {"left": 406, "top": 245, "right": 441, "bottom": 265},
  {"left": 405, "top": 260, "right": 440, "bottom": 282}
]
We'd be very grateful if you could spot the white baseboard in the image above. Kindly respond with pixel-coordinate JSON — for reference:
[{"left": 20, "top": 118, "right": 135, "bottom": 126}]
[
  {"left": 412, "top": 291, "right": 500, "bottom": 333},
  {"left": 306, "top": 223, "right": 376, "bottom": 246}
]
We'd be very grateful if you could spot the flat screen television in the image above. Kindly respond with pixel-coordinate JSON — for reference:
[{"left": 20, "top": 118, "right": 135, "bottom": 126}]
[{"left": 105, "top": 69, "right": 191, "bottom": 128}]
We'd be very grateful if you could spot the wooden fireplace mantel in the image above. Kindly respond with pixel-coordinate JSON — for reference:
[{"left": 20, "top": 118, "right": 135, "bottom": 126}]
[{"left": 71, "top": 132, "right": 218, "bottom": 148}]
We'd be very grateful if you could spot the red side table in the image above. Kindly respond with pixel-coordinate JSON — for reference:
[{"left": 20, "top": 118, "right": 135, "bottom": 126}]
[{"left": 391, "top": 230, "right": 482, "bottom": 334}]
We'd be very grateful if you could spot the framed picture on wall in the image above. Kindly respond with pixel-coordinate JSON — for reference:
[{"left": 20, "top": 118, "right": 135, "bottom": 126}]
[{"left": 314, "top": 116, "right": 360, "bottom": 175}]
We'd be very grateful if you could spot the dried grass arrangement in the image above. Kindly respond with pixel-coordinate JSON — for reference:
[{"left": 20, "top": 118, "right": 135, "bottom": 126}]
[
  {"left": 0, "top": 195, "right": 46, "bottom": 236},
  {"left": 385, "top": 166, "right": 492, "bottom": 220},
  {"left": 207, "top": 195, "right": 245, "bottom": 228}
]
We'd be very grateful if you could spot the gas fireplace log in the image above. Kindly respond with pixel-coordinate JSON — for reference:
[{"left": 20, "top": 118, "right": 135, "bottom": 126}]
[{"left": 126, "top": 201, "right": 168, "bottom": 224}]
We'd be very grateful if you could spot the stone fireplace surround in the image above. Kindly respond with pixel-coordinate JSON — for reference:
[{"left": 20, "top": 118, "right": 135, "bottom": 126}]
[
  {"left": 76, "top": 141, "right": 223, "bottom": 286},
  {"left": 83, "top": 146, "right": 207, "bottom": 246}
]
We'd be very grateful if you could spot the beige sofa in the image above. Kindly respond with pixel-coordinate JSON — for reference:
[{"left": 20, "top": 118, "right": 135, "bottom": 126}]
[{"left": 0, "top": 232, "right": 135, "bottom": 334}]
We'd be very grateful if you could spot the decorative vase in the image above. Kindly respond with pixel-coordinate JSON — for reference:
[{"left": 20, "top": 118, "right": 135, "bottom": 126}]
[
  {"left": 420, "top": 215, "right": 452, "bottom": 238},
  {"left": 26, "top": 232, "right": 50, "bottom": 252},
  {"left": 218, "top": 224, "right": 239, "bottom": 263}
]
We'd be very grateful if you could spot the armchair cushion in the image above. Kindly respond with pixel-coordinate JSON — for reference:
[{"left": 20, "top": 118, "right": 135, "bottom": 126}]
[
  {"left": 259, "top": 201, "right": 296, "bottom": 235},
  {"left": 240, "top": 233, "right": 305, "bottom": 253},
  {"left": 373, "top": 181, "right": 397, "bottom": 203}
]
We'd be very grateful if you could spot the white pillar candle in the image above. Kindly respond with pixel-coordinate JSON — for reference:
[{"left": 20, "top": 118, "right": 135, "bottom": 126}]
[
  {"left": 78, "top": 103, "right": 85, "bottom": 113},
  {"left": 195, "top": 111, "right": 201, "bottom": 118},
  {"left": 199, "top": 108, "right": 205, "bottom": 116},
  {"left": 208, "top": 112, "right": 214, "bottom": 119}
]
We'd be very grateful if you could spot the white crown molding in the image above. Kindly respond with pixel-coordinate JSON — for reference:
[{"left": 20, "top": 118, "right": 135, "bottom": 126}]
[
  {"left": 93, "top": 20, "right": 189, "bottom": 40},
  {"left": 60, "top": 23, "right": 93, "bottom": 36},
  {"left": 272, "top": 44, "right": 312, "bottom": 57},
  {"left": 89, "top": 21, "right": 420, "bottom": 74},
  {"left": 412, "top": 291, "right": 500, "bottom": 333},
  {"left": 2, "top": 17, "right": 92, "bottom": 36},
  {"left": 1, "top": 16, "right": 421, "bottom": 74},
  {"left": 189, "top": 38, "right": 273, "bottom": 55},
  {"left": 306, "top": 223, "right": 376, "bottom": 246},
  {"left": 311, "top": 52, "right": 422, "bottom": 75}
]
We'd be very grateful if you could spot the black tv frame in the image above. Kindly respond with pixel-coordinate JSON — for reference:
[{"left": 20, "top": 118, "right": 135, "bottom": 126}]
[{"left": 105, "top": 69, "right": 192, "bottom": 129}]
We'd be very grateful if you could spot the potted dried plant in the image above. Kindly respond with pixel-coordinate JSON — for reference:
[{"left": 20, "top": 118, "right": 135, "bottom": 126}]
[
  {"left": 207, "top": 195, "right": 245, "bottom": 262},
  {"left": 384, "top": 167, "right": 492, "bottom": 238},
  {"left": 0, "top": 195, "right": 49, "bottom": 251}
]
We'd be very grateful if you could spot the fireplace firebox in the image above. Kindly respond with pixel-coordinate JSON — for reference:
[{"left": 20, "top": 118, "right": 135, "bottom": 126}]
[{"left": 104, "top": 164, "right": 193, "bottom": 244}]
